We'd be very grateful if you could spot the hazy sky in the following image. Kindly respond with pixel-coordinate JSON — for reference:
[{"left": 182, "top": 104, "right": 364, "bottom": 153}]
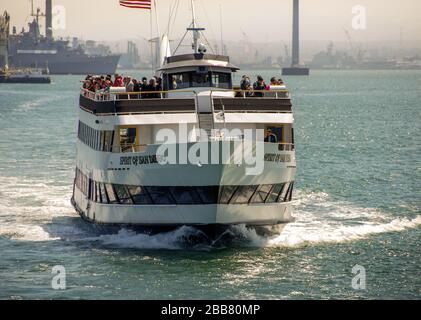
[{"left": 2, "top": 0, "right": 421, "bottom": 44}]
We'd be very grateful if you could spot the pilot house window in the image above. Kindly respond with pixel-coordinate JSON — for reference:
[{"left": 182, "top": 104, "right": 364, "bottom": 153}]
[{"left": 167, "top": 71, "right": 232, "bottom": 90}]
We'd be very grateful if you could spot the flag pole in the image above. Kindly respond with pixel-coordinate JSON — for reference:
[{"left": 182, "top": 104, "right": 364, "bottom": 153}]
[
  {"left": 149, "top": 2, "right": 154, "bottom": 74},
  {"left": 154, "top": 0, "right": 161, "bottom": 39}
]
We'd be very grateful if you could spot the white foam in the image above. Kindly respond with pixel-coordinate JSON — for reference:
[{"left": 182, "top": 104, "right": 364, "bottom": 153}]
[
  {"left": 0, "top": 175, "right": 419, "bottom": 248},
  {"left": 235, "top": 190, "right": 421, "bottom": 247},
  {"left": 87, "top": 226, "right": 207, "bottom": 250}
]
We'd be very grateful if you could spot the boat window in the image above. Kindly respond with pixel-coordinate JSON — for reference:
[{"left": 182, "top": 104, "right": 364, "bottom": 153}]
[
  {"left": 119, "top": 127, "right": 137, "bottom": 153},
  {"left": 266, "top": 184, "right": 284, "bottom": 203},
  {"left": 250, "top": 184, "right": 272, "bottom": 204},
  {"left": 278, "top": 183, "right": 290, "bottom": 203},
  {"left": 88, "top": 179, "right": 93, "bottom": 200},
  {"left": 191, "top": 72, "right": 211, "bottom": 87},
  {"left": 105, "top": 184, "right": 118, "bottom": 204},
  {"left": 146, "top": 187, "right": 174, "bottom": 205},
  {"left": 287, "top": 182, "right": 294, "bottom": 202},
  {"left": 211, "top": 72, "right": 231, "bottom": 89},
  {"left": 95, "top": 182, "right": 101, "bottom": 203},
  {"left": 104, "top": 131, "right": 114, "bottom": 152},
  {"left": 265, "top": 126, "right": 283, "bottom": 144},
  {"left": 169, "top": 73, "right": 191, "bottom": 90},
  {"left": 114, "top": 185, "right": 133, "bottom": 205},
  {"left": 99, "top": 131, "right": 105, "bottom": 151},
  {"left": 219, "top": 186, "right": 238, "bottom": 204},
  {"left": 99, "top": 183, "right": 108, "bottom": 204},
  {"left": 127, "top": 186, "right": 153, "bottom": 205},
  {"left": 232, "top": 185, "right": 258, "bottom": 204},
  {"left": 196, "top": 186, "right": 219, "bottom": 204},
  {"left": 170, "top": 187, "right": 202, "bottom": 205}
]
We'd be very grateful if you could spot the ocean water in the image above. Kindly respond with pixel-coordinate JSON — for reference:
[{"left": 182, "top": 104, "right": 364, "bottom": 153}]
[{"left": 0, "top": 70, "right": 420, "bottom": 300}]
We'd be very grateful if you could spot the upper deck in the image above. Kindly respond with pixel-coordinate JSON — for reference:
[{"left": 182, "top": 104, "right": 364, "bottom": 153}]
[{"left": 79, "top": 89, "right": 293, "bottom": 116}]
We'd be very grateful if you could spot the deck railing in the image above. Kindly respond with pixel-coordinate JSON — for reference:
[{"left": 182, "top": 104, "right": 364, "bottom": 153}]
[
  {"left": 110, "top": 142, "right": 294, "bottom": 154},
  {"left": 80, "top": 88, "right": 290, "bottom": 102}
]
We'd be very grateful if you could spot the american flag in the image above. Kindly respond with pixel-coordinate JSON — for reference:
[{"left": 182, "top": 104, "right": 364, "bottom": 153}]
[{"left": 119, "top": 0, "right": 152, "bottom": 10}]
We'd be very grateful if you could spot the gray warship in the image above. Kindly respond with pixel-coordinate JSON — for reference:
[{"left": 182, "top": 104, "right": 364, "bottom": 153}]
[{"left": 7, "top": 0, "right": 120, "bottom": 75}]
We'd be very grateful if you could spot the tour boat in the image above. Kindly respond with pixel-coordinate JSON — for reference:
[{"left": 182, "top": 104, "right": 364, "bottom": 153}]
[{"left": 71, "top": 2, "right": 296, "bottom": 239}]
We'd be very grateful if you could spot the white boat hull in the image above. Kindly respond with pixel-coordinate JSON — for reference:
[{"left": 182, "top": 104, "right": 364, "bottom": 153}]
[{"left": 72, "top": 142, "right": 296, "bottom": 228}]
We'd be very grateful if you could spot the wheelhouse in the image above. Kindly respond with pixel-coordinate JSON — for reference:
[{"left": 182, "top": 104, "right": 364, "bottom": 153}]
[{"left": 160, "top": 53, "right": 239, "bottom": 91}]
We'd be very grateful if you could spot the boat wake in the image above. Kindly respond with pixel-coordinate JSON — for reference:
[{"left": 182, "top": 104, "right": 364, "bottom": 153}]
[{"left": 0, "top": 176, "right": 419, "bottom": 249}]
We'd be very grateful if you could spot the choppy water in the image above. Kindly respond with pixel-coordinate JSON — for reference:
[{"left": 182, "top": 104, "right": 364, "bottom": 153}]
[{"left": 0, "top": 70, "right": 420, "bottom": 299}]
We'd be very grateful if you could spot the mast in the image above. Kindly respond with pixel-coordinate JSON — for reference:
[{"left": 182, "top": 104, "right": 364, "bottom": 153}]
[{"left": 187, "top": 0, "right": 204, "bottom": 53}]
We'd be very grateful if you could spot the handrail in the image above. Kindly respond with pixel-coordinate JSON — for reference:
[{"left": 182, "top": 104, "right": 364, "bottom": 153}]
[
  {"left": 112, "top": 144, "right": 149, "bottom": 153},
  {"left": 110, "top": 142, "right": 294, "bottom": 153},
  {"left": 80, "top": 88, "right": 290, "bottom": 102}
]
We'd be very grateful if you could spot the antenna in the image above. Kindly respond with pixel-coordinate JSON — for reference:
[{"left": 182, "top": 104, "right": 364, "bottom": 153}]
[
  {"left": 219, "top": 4, "right": 223, "bottom": 55},
  {"left": 187, "top": 0, "right": 205, "bottom": 53}
]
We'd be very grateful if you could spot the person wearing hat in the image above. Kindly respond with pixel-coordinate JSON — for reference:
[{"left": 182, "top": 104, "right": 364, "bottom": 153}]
[{"left": 253, "top": 75, "right": 266, "bottom": 97}]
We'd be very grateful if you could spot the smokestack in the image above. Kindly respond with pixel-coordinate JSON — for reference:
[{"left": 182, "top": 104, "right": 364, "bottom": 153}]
[
  {"left": 45, "top": 0, "right": 53, "bottom": 40},
  {"left": 291, "top": 0, "right": 299, "bottom": 67}
]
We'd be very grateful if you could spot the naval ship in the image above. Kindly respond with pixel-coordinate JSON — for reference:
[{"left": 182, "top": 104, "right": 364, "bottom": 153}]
[
  {"left": 71, "top": 1, "right": 296, "bottom": 239},
  {"left": 7, "top": 0, "right": 120, "bottom": 75}
]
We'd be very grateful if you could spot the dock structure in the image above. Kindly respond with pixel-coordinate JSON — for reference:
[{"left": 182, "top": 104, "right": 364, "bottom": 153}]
[{"left": 282, "top": 0, "right": 310, "bottom": 76}]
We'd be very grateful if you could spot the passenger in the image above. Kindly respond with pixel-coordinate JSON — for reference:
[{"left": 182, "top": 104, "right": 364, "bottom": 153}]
[
  {"left": 130, "top": 79, "right": 140, "bottom": 99},
  {"left": 264, "top": 129, "right": 278, "bottom": 143},
  {"left": 277, "top": 78, "right": 284, "bottom": 85},
  {"left": 133, "top": 79, "right": 141, "bottom": 92},
  {"left": 140, "top": 77, "right": 148, "bottom": 98},
  {"left": 145, "top": 78, "right": 160, "bottom": 99},
  {"left": 240, "top": 75, "right": 252, "bottom": 97},
  {"left": 240, "top": 75, "right": 251, "bottom": 90},
  {"left": 104, "top": 79, "right": 113, "bottom": 90},
  {"left": 125, "top": 76, "right": 134, "bottom": 92},
  {"left": 253, "top": 75, "right": 266, "bottom": 97},
  {"left": 155, "top": 77, "right": 163, "bottom": 92},
  {"left": 270, "top": 77, "right": 278, "bottom": 86},
  {"left": 171, "top": 76, "right": 177, "bottom": 90},
  {"left": 95, "top": 82, "right": 102, "bottom": 92},
  {"left": 113, "top": 74, "right": 123, "bottom": 87}
]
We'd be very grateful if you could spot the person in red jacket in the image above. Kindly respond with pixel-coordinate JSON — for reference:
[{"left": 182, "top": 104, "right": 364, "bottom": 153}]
[{"left": 113, "top": 74, "right": 123, "bottom": 87}]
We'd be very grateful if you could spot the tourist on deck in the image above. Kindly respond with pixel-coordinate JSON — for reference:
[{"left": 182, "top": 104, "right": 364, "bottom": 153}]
[
  {"left": 128, "top": 79, "right": 140, "bottom": 99},
  {"left": 155, "top": 77, "right": 163, "bottom": 92},
  {"left": 253, "top": 75, "right": 266, "bottom": 97},
  {"left": 125, "top": 76, "right": 134, "bottom": 92},
  {"left": 270, "top": 77, "right": 278, "bottom": 86},
  {"left": 113, "top": 74, "right": 123, "bottom": 87},
  {"left": 140, "top": 77, "right": 148, "bottom": 98},
  {"left": 144, "top": 78, "right": 160, "bottom": 99},
  {"left": 240, "top": 75, "right": 251, "bottom": 89},
  {"left": 133, "top": 79, "right": 141, "bottom": 92},
  {"left": 240, "top": 75, "right": 252, "bottom": 97}
]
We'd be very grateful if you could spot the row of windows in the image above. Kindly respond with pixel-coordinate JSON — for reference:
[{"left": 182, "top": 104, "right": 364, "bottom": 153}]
[
  {"left": 78, "top": 121, "right": 114, "bottom": 152},
  {"left": 166, "top": 71, "right": 232, "bottom": 90},
  {"left": 74, "top": 168, "right": 293, "bottom": 206}
]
